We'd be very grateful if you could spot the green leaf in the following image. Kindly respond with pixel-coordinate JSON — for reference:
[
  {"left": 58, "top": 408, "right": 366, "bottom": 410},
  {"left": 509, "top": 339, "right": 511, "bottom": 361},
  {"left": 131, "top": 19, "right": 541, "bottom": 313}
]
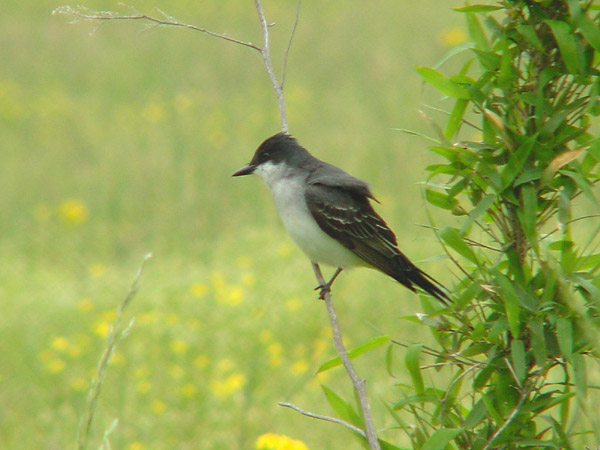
[
  {"left": 404, "top": 344, "right": 424, "bottom": 395},
  {"left": 440, "top": 226, "right": 478, "bottom": 263},
  {"left": 463, "top": 399, "right": 487, "bottom": 428},
  {"left": 500, "top": 136, "right": 537, "bottom": 188},
  {"left": 460, "top": 194, "right": 496, "bottom": 235},
  {"left": 321, "top": 385, "right": 362, "bottom": 426},
  {"left": 576, "top": 253, "right": 600, "bottom": 271},
  {"left": 546, "top": 20, "right": 581, "bottom": 74},
  {"left": 572, "top": 353, "right": 587, "bottom": 398},
  {"left": 415, "top": 66, "right": 471, "bottom": 99},
  {"left": 516, "top": 25, "right": 544, "bottom": 51},
  {"left": 510, "top": 339, "right": 526, "bottom": 383},
  {"left": 421, "top": 429, "right": 462, "bottom": 450},
  {"left": 518, "top": 184, "right": 538, "bottom": 251},
  {"left": 578, "top": 13, "right": 600, "bottom": 52},
  {"left": 454, "top": 4, "right": 503, "bottom": 12},
  {"left": 498, "top": 37, "right": 516, "bottom": 90},
  {"left": 529, "top": 319, "right": 547, "bottom": 367},
  {"left": 445, "top": 98, "right": 469, "bottom": 139},
  {"left": 425, "top": 189, "right": 459, "bottom": 210},
  {"left": 496, "top": 273, "right": 521, "bottom": 338},
  {"left": 379, "top": 439, "right": 408, "bottom": 450},
  {"left": 317, "top": 336, "right": 390, "bottom": 373},
  {"left": 556, "top": 318, "right": 573, "bottom": 360},
  {"left": 467, "top": 12, "right": 489, "bottom": 51}
]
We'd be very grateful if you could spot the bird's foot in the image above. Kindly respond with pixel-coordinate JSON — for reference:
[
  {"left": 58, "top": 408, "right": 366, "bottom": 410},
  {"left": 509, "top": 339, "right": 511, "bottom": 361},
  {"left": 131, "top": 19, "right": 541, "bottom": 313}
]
[{"left": 314, "top": 282, "right": 332, "bottom": 300}]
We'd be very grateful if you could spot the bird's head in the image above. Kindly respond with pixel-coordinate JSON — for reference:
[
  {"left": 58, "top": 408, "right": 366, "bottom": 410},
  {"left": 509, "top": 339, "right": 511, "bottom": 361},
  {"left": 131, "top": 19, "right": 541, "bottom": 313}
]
[{"left": 232, "top": 132, "right": 309, "bottom": 185}]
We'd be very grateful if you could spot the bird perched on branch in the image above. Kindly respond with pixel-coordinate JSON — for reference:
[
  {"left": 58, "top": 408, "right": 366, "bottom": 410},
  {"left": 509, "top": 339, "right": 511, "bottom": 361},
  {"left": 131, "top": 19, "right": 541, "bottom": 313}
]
[{"left": 233, "top": 132, "right": 449, "bottom": 303}]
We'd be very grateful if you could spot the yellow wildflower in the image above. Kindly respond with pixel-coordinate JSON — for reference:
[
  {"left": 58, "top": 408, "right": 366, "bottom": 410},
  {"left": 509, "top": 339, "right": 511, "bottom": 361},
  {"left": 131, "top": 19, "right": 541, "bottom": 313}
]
[
  {"left": 180, "top": 383, "right": 197, "bottom": 398},
  {"left": 194, "top": 355, "right": 210, "bottom": 369},
  {"left": 70, "top": 377, "right": 88, "bottom": 391},
  {"left": 241, "top": 273, "right": 256, "bottom": 286},
  {"left": 290, "top": 360, "right": 309, "bottom": 375},
  {"left": 255, "top": 432, "right": 310, "bottom": 450},
  {"left": 285, "top": 298, "right": 302, "bottom": 312},
  {"left": 89, "top": 263, "right": 106, "bottom": 278},
  {"left": 78, "top": 298, "right": 94, "bottom": 313},
  {"left": 170, "top": 339, "right": 188, "bottom": 354},
  {"left": 127, "top": 443, "right": 145, "bottom": 450},
  {"left": 141, "top": 102, "right": 165, "bottom": 123},
  {"left": 439, "top": 27, "right": 468, "bottom": 47},
  {"left": 59, "top": 199, "right": 88, "bottom": 225},
  {"left": 136, "top": 380, "right": 151, "bottom": 394},
  {"left": 46, "top": 359, "right": 66, "bottom": 374},
  {"left": 151, "top": 399, "right": 166, "bottom": 415},
  {"left": 189, "top": 282, "right": 207, "bottom": 298},
  {"left": 51, "top": 336, "right": 69, "bottom": 352}
]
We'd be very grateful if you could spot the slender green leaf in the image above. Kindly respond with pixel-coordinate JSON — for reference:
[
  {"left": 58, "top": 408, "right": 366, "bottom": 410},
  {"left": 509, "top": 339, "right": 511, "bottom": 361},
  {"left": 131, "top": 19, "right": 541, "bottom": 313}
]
[
  {"left": 518, "top": 184, "right": 538, "bottom": 251},
  {"left": 578, "top": 13, "right": 600, "bottom": 52},
  {"left": 393, "top": 393, "right": 440, "bottom": 410},
  {"left": 546, "top": 20, "right": 581, "bottom": 74},
  {"left": 379, "top": 440, "right": 408, "bottom": 450},
  {"left": 404, "top": 344, "right": 424, "bottom": 395},
  {"left": 460, "top": 194, "right": 497, "bottom": 235},
  {"left": 415, "top": 66, "right": 470, "bottom": 99},
  {"left": 556, "top": 318, "right": 573, "bottom": 360},
  {"left": 440, "top": 226, "right": 478, "bottom": 263},
  {"left": 463, "top": 399, "right": 487, "bottom": 428},
  {"left": 572, "top": 353, "right": 587, "bottom": 398},
  {"left": 510, "top": 339, "right": 526, "bottom": 383},
  {"left": 516, "top": 25, "right": 544, "bottom": 51},
  {"left": 529, "top": 319, "right": 547, "bottom": 367},
  {"left": 318, "top": 336, "right": 390, "bottom": 373},
  {"left": 496, "top": 273, "right": 521, "bottom": 338},
  {"left": 445, "top": 98, "right": 469, "bottom": 139},
  {"left": 421, "top": 429, "right": 462, "bottom": 450},
  {"left": 321, "top": 385, "right": 362, "bottom": 426},
  {"left": 500, "top": 136, "right": 537, "bottom": 188},
  {"left": 467, "top": 13, "right": 489, "bottom": 51},
  {"left": 425, "top": 189, "right": 459, "bottom": 210},
  {"left": 454, "top": 5, "right": 503, "bottom": 12},
  {"left": 576, "top": 253, "right": 600, "bottom": 271}
]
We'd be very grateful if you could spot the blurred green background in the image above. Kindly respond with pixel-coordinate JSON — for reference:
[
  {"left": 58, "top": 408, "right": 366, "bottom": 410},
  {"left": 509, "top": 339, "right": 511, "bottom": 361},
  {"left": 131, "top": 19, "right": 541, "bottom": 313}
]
[{"left": 1, "top": 1, "right": 466, "bottom": 449}]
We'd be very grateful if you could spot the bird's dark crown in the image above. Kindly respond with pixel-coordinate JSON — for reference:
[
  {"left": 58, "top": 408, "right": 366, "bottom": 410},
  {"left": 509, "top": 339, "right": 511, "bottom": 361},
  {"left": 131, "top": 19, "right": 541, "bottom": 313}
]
[{"left": 250, "top": 132, "right": 311, "bottom": 167}]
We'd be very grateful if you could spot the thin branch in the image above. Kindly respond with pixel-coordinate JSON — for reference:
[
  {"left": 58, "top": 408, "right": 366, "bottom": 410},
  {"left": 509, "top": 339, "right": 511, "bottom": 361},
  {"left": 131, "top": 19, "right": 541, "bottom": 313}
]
[
  {"left": 281, "top": 0, "right": 301, "bottom": 90},
  {"left": 253, "top": 0, "right": 289, "bottom": 132},
  {"left": 311, "top": 263, "right": 381, "bottom": 450},
  {"left": 278, "top": 402, "right": 366, "bottom": 437},
  {"left": 77, "top": 253, "right": 152, "bottom": 450},
  {"left": 481, "top": 382, "right": 535, "bottom": 450},
  {"left": 52, "top": 6, "right": 261, "bottom": 51}
]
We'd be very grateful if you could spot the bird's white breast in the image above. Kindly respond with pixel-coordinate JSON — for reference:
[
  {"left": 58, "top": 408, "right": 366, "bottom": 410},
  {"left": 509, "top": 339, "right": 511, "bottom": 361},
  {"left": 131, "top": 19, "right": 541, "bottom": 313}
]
[{"left": 254, "top": 161, "right": 365, "bottom": 268}]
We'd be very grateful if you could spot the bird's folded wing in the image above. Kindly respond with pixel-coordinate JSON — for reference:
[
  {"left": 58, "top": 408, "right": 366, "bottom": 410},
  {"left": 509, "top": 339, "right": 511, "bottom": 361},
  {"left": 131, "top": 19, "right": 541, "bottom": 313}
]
[{"left": 304, "top": 180, "right": 400, "bottom": 266}]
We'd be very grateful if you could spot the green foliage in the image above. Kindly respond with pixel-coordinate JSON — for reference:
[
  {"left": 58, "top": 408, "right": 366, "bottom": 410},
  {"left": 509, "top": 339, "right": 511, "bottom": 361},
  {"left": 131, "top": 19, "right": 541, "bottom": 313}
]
[{"left": 397, "top": 1, "right": 600, "bottom": 448}]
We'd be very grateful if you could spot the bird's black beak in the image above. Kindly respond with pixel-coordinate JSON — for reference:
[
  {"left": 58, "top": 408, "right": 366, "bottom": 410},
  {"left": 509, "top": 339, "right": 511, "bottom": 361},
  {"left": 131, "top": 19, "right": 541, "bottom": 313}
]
[{"left": 232, "top": 163, "right": 256, "bottom": 177}]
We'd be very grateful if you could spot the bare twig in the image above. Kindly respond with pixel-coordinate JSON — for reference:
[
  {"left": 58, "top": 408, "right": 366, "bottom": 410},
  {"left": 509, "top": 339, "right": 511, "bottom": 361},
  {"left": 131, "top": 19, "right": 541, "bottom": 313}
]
[
  {"left": 253, "top": 0, "right": 288, "bottom": 132},
  {"left": 279, "top": 402, "right": 366, "bottom": 437},
  {"left": 77, "top": 253, "right": 152, "bottom": 450},
  {"left": 312, "top": 263, "right": 381, "bottom": 450},
  {"left": 52, "top": 6, "right": 261, "bottom": 51},
  {"left": 281, "top": 0, "right": 301, "bottom": 90}
]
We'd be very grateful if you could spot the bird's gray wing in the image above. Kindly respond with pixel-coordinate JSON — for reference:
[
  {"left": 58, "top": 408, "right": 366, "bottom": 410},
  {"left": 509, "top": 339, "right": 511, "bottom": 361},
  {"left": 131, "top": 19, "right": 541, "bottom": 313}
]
[
  {"left": 305, "top": 164, "right": 449, "bottom": 303},
  {"left": 304, "top": 175, "right": 402, "bottom": 270}
]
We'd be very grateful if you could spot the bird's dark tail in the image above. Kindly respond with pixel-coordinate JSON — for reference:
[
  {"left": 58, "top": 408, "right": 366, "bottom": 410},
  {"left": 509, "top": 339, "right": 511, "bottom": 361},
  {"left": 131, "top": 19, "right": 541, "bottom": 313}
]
[{"left": 392, "top": 254, "right": 450, "bottom": 304}]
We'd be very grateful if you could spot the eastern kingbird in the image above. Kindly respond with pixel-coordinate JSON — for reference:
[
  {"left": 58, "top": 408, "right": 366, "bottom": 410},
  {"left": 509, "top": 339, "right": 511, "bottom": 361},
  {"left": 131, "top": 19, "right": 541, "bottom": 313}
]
[{"left": 233, "top": 133, "right": 449, "bottom": 303}]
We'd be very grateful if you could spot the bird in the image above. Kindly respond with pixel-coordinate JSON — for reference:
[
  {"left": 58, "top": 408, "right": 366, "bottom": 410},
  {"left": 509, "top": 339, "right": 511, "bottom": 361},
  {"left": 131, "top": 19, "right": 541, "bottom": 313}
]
[{"left": 232, "top": 132, "right": 449, "bottom": 304}]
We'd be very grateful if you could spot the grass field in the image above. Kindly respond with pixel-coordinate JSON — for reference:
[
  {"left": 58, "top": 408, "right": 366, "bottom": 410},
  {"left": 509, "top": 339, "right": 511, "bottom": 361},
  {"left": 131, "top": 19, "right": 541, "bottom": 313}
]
[{"left": 2, "top": 1, "right": 476, "bottom": 449}]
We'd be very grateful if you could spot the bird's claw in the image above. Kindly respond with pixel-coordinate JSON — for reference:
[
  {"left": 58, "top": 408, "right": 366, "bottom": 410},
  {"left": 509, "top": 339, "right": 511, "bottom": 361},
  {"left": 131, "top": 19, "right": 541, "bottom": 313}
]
[{"left": 314, "top": 282, "right": 331, "bottom": 300}]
